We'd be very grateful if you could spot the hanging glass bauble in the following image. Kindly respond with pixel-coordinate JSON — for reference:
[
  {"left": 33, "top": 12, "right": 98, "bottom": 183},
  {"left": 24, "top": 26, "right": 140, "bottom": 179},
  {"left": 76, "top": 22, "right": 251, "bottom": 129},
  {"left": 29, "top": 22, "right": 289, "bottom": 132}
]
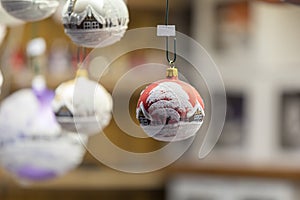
[
  {"left": 136, "top": 68, "right": 205, "bottom": 142},
  {"left": 52, "top": 69, "right": 113, "bottom": 135},
  {"left": 62, "top": 0, "right": 129, "bottom": 48},
  {"left": 0, "top": 76, "right": 87, "bottom": 182},
  {"left": 0, "top": 69, "right": 3, "bottom": 94},
  {"left": 0, "top": 3, "right": 23, "bottom": 26},
  {"left": 0, "top": 0, "right": 60, "bottom": 22}
]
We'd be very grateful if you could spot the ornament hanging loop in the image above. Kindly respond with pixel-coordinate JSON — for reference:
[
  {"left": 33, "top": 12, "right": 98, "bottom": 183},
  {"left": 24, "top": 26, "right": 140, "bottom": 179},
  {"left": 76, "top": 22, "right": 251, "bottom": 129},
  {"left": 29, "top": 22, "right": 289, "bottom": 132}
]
[
  {"left": 165, "top": 0, "right": 177, "bottom": 66},
  {"left": 166, "top": 37, "right": 176, "bottom": 67}
]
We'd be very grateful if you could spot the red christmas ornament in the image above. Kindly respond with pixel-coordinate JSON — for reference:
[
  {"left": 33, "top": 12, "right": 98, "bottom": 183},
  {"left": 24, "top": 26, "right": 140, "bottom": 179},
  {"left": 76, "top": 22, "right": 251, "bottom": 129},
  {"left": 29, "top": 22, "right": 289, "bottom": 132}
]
[{"left": 136, "top": 67, "right": 205, "bottom": 142}]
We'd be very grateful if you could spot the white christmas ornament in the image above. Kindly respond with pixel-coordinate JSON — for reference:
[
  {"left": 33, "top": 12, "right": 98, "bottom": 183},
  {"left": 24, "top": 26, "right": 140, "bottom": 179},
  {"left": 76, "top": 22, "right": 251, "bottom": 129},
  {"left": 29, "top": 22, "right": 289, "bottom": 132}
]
[
  {"left": 62, "top": 0, "right": 129, "bottom": 48},
  {"left": 52, "top": 69, "right": 113, "bottom": 135},
  {"left": 0, "top": 3, "right": 23, "bottom": 26},
  {"left": 0, "top": 0, "right": 60, "bottom": 22},
  {"left": 0, "top": 76, "right": 87, "bottom": 182}
]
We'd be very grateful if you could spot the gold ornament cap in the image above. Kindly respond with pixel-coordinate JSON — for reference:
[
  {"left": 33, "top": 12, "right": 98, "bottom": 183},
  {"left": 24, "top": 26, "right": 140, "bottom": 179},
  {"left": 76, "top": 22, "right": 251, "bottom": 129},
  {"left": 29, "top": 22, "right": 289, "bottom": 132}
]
[
  {"left": 76, "top": 69, "right": 88, "bottom": 78},
  {"left": 166, "top": 67, "right": 178, "bottom": 79}
]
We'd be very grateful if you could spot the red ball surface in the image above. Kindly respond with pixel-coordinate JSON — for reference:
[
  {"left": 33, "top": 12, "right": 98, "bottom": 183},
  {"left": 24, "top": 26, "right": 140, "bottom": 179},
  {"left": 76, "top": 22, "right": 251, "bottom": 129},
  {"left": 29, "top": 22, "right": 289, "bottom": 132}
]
[{"left": 136, "top": 76, "right": 205, "bottom": 142}]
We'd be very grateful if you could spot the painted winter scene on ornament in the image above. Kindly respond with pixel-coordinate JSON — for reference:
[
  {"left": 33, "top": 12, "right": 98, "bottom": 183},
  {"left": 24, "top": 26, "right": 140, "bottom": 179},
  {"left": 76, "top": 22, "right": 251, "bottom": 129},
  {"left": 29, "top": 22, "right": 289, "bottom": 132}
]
[
  {"left": 62, "top": 0, "right": 129, "bottom": 48},
  {"left": 0, "top": 0, "right": 59, "bottom": 22},
  {"left": 52, "top": 70, "right": 113, "bottom": 136},
  {"left": 0, "top": 76, "right": 87, "bottom": 183},
  {"left": 136, "top": 68, "right": 205, "bottom": 142}
]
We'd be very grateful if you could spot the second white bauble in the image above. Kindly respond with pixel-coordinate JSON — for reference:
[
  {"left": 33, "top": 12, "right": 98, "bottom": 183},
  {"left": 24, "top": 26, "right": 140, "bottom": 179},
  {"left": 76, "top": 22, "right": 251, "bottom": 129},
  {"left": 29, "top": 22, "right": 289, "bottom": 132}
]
[
  {"left": 52, "top": 69, "right": 113, "bottom": 135},
  {"left": 62, "top": 0, "right": 129, "bottom": 48}
]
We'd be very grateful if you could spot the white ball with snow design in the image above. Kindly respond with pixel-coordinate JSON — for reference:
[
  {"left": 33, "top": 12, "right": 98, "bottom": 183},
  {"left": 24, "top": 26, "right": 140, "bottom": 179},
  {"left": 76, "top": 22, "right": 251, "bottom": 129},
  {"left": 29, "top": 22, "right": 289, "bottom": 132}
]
[
  {"left": 62, "top": 0, "right": 129, "bottom": 48},
  {"left": 52, "top": 70, "right": 113, "bottom": 136}
]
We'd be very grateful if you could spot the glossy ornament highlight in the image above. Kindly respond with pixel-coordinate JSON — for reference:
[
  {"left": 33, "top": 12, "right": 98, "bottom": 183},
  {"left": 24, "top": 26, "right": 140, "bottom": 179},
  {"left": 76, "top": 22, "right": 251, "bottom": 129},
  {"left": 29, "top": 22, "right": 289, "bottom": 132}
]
[
  {"left": 52, "top": 69, "right": 113, "bottom": 135},
  {"left": 136, "top": 68, "right": 205, "bottom": 142},
  {"left": 0, "top": 0, "right": 60, "bottom": 22},
  {"left": 62, "top": 0, "right": 129, "bottom": 48}
]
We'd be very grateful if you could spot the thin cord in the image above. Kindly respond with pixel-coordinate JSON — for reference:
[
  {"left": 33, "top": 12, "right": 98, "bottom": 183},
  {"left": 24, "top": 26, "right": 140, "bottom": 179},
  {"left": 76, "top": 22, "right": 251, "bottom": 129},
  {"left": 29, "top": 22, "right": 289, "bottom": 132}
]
[
  {"left": 77, "top": 46, "right": 83, "bottom": 65},
  {"left": 76, "top": 46, "right": 87, "bottom": 69},
  {"left": 165, "top": 0, "right": 176, "bottom": 66},
  {"left": 165, "top": 0, "right": 169, "bottom": 25},
  {"left": 31, "top": 22, "right": 40, "bottom": 75}
]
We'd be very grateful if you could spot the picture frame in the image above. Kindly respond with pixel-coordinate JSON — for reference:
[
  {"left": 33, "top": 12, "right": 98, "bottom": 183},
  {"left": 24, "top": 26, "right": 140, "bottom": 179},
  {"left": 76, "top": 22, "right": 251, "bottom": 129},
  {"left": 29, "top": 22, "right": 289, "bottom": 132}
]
[
  {"left": 216, "top": 92, "right": 245, "bottom": 149},
  {"left": 280, "top": 92, "right": 300, "bottom": 150}
]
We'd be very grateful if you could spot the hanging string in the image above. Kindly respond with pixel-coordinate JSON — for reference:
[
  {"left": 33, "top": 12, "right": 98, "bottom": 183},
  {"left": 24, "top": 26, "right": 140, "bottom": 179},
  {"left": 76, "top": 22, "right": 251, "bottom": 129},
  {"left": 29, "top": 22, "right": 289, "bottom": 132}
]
[
  {"left": 165, "top": 0, "right": 170, "bottom": 25},
  {"left": 165, "top": 0, "right": 177, "bottom": 67},
  {"left": 77, "top": 47, "right": 86, "bottom": 64},
  {"left": 31, "top": 22, "right": 40, "bottom": 75},
  {"left": 76, "top": 46, "right": 88, "bottom": 69}
]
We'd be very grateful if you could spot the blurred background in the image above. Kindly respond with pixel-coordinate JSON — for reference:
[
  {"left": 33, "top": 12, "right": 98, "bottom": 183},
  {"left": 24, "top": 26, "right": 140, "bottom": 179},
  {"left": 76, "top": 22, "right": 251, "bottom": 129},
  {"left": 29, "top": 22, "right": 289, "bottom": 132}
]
[{"left": 2, "top": 0, "right": 300, "bottom": 199}]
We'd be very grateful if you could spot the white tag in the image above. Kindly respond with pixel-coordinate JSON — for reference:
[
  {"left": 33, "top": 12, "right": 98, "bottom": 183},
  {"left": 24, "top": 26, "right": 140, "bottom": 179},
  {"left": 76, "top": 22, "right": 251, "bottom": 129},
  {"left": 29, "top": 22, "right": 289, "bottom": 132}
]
[{"left": 157, "top": 25, "right": 176, "bottom": 37}]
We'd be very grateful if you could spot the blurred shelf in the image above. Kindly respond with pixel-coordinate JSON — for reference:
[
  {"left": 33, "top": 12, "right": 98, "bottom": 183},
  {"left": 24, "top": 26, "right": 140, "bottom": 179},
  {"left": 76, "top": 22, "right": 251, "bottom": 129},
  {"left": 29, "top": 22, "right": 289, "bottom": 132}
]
[
  {"left": 169, "top": 162, "right": 300, "bottom": 180},
  {"left": 1, "top": 166, "right": 166, "bottom": 190},
  {"left": 3, "top": 161, "right": 300, "bottom": 191}
]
